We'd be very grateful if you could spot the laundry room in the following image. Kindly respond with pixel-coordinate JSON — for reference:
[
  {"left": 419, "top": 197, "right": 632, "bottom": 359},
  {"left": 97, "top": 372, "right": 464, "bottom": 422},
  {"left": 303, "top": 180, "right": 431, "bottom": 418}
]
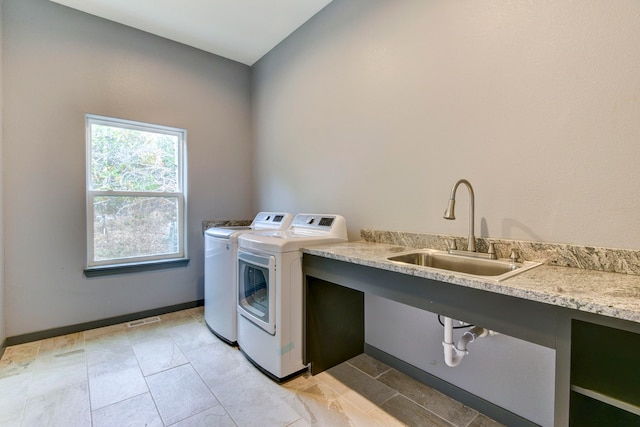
[{"left": 2, "top": 1, "right": 640, "bottom": 426}]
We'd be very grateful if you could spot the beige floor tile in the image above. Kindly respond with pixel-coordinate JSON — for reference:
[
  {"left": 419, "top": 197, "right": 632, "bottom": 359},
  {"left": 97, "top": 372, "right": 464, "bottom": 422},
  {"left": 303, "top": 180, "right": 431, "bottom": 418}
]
[
  {"left": 38, "top": 332, "right": 84, "bottom": 358},
  {"left": 209, "top": 368, "right": 302, "bottom": 427},
  {"left": 0, "top": 372, "right": 31, "bottom": 426},
  {"left": 83, "top": 323, "right": 127, "bottom": 341},
  {"left": 282, "top": 370, "right": 320, "bottom": 392},
  {"left": 287, "top": 380, "right": 386, "bottom": 427},
  {"left": 0, "top": 308, "right": 506, "bottom": 427},
  {"left": 0, "top": 341, "right": 40, "bottom": 379},
  {"left": 184, "top": 342, "right": 253, "bottom": 387},
  {"left": 88, "top": 353, "right": 148, "bottom": 410},
  {"left": 84, "top": 331, "right": 134, "bottom": 367},
  {"left": 376, "top": 394, "right": 455, "bottom": 427},
  {"left": 182, "top": 306, "right": 204, "bottom": 317},
  {"left": 192, "top": 310, "right": 205, "bottom": 321},
  {"left": 366, "top": 406, "right": 409, "bottom": 427},
  {"left": 22, "top": 381, "right": 91, "bottom": 427},
  {"left": 132, "top": 337, "right": 188, "bottom": 376},
  {"left": 164, "top": 319, "right": 219, "bottom": 352},
  {"left": 146, "top": 364, "right": 219, "bottom": 425},
  {"left": 467, "top": 413, "right": 506, "bottom": 427},
  {"left": 316, "top": 362, "right": 397, "bottom": 412},
  {"left": 29, "top": 350, "right": 87, "bottom": 398},
  {"left": 125, "top": 320, "right": 168, "bottom": 344},
  {"left": 169, "top": 405, "right": 235, "bottom": 427},
  {"left": 347, "top": 353, "right": 393, "bottom": 378},
  {"left": 92, "top": 392, "right": 163, "bottom": 427},
  {"left": 378, "top": 369, "right": 479, "bottom": 426},
  {"left": 160, "top": 310, "right": 194, "bottom": 325},
  {"left": 0, "top": 341, "right": 40, "bottom": 363}
]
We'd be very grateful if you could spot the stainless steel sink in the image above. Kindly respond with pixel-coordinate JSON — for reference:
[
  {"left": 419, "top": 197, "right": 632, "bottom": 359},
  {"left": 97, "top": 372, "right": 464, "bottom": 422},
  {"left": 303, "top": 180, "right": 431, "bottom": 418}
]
[{"left": 387, "top": 249, "right": 541, "bottom": 281}]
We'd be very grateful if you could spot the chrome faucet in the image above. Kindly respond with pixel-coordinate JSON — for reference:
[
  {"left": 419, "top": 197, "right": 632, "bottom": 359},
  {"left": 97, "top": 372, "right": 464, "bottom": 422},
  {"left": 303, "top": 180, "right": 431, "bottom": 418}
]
[{"left": 443, "top": 178, "right": 476, "bottom": 252}]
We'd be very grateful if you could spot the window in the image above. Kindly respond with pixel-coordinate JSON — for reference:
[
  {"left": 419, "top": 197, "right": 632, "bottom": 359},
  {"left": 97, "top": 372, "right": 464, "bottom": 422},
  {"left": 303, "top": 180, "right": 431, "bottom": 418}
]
[{"left": 86, "top": 114, "right": 187, "bottom": 270}]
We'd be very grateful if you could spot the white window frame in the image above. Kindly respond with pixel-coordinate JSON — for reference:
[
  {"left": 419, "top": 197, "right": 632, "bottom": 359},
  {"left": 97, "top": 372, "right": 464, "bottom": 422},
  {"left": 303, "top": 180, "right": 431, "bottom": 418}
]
[{"left": 85, "top": 114, "right": 187, "bottom": 269}]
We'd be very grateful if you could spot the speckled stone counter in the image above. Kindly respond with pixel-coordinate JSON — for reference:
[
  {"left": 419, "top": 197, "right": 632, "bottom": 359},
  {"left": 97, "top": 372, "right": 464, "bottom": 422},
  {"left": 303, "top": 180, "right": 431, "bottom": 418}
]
[
  {"left": 361, "top": 228, "right": 640, "bottom": 275},
  {"left": 302, "top": 234, "right": 640, "bottom": 426},
  {"left": 302, "top": 241, "right": 640, "bottom": 324},
  {"left": 201, "top": 219, "right": 252, "bottom": 234}
]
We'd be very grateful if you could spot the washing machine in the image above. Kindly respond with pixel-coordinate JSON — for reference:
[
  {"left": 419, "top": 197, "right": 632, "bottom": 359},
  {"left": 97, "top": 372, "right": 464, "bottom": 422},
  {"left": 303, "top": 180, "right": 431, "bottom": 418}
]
[
  {"left": 204, "top": 212, "right": 293, "bottom": 345},
  {"left": 236, "top": 213, "right": 348, "bottom": 381}
]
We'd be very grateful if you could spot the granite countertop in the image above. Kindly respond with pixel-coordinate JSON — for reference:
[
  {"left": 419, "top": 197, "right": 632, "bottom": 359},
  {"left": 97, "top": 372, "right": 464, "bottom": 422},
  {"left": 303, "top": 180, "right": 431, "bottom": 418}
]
[
  {"left": 201, "top": 219, "right": 252, "bottom": 234},
  {"left": 302, "top": 241, "right": 640, "bottom": 324}
]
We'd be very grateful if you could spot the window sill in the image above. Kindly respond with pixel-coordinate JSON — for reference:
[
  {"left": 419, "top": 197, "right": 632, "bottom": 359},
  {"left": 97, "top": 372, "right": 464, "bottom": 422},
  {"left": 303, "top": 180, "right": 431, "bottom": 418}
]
[{"left": 84, "top": 258, "right": 190, "bottom": 277}]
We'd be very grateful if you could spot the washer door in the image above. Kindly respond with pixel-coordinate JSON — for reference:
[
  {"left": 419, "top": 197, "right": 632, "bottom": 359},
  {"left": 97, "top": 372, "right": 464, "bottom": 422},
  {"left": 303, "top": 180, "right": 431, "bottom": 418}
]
[{"left": 237, "top": 250, "right": 276, "bottom": 335}]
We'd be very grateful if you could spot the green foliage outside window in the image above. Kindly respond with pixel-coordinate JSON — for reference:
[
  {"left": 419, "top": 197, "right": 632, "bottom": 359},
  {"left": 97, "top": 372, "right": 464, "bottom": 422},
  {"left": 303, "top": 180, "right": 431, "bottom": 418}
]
[
  {"left": 87, "top": 117, "right": 185, "bottom": 266},
  {"left": 90, "top": 124, "right": 179, "bottom": 192}
]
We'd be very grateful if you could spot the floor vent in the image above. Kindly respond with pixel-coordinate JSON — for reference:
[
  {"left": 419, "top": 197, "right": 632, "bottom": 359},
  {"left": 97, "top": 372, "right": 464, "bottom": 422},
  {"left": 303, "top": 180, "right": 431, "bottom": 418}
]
[{"left": 127, "top": 316, "right": 161, "bottom": 328}]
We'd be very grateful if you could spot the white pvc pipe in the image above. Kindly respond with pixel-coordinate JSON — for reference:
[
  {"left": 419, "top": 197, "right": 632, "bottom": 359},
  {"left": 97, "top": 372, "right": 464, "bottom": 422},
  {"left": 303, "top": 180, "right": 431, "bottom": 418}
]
[
  {"left": 442, "top": 316, "right": 466, "bottom": 367},
  {"left": 442, "top": 316, "right": 491, "bottom": 368}
]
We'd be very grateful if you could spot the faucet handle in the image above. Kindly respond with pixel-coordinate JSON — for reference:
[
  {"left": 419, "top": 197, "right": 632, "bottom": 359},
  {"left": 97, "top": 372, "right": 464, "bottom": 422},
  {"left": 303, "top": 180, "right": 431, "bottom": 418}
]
[
  {"left": 509, "top": 248, "right": 520, "bottom": 263},
  {"left": 487, "top": 241, "right": 497, "bottom": 260},
  {"left": 446, "top": 239, "right": 457, "bottom": 251}
]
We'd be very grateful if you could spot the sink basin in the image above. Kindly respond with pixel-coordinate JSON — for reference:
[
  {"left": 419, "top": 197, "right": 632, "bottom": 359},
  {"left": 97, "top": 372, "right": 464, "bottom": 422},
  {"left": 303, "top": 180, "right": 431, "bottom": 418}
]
[{"left": 387, "top": 249, "right": 541, "bottom": 281}]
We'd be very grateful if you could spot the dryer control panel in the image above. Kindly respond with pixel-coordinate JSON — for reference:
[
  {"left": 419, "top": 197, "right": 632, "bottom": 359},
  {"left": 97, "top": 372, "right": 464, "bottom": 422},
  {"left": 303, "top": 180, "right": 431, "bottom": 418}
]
[{"left": 290, "top": 214, "right": 346, "bottom": 237}]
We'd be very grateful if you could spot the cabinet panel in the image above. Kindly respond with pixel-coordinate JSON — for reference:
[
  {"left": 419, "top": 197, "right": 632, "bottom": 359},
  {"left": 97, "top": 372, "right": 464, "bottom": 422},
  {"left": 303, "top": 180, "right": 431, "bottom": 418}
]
[
  {"left": 571, "top": 320, "right": 640, "bottom": 407},
  {"left": 571, "top": 319, "right": 640, "bottom": 424},
  {"left": 305, "top": 277, "right": 364, "bottom": 374},
  {"left": 570, "top": 392, "right": 640, "bottom": 426}
]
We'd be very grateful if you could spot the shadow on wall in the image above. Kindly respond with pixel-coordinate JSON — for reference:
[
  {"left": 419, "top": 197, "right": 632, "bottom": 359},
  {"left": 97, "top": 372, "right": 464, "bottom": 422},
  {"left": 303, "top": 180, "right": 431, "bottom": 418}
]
[
  {"left": 479, "top": 217, "right": 542, "bottom": 242},
  {"left": 500, "top": 218, "right": 543, "bottom": 242}
]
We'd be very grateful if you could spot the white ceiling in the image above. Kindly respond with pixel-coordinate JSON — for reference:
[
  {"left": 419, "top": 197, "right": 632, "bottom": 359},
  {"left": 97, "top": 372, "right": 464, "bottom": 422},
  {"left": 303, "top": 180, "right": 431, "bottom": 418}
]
[{"left": 49, "top": 0, "right": 333, "bottom": 66}]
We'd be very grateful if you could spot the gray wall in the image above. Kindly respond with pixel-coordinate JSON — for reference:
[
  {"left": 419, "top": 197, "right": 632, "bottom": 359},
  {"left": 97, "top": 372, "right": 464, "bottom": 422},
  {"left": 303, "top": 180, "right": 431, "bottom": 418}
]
[
  {"left": 252, "top": 1, "right": 640, "bottom": 425},
  {"left": 252, "top": 0, "right": 640, "bottom": 249},
  {"left": 0, "top": 0, "right": 5, "bottom": 347},
  {"left": 3, "top": 0, "right": 253, "bottom": 336}
]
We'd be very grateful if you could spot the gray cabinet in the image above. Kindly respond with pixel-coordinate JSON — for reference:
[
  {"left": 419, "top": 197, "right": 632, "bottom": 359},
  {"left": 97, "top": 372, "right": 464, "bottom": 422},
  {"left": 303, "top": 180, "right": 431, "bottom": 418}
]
[
  {"left": 302, "top": 253, "right": 640, "bottom": 426},
  {"left": 304, "top": 276, "right": 364, "bottom": 374},
  {"left": 570, "top": 320, "right": 640, "bottom": 426}
]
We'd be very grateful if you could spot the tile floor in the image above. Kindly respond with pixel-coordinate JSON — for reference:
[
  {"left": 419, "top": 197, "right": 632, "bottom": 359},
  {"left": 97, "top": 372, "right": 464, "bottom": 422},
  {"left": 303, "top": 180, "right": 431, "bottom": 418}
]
[{"left": 0, "top": 307, "right": 504, "bottom": 426}]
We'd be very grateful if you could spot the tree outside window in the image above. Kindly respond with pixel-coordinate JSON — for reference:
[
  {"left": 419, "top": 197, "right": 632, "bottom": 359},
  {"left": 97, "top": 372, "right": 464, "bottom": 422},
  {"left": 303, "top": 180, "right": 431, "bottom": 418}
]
[{"left": 86, "top": 115, "right": 186, "bottom": 267}]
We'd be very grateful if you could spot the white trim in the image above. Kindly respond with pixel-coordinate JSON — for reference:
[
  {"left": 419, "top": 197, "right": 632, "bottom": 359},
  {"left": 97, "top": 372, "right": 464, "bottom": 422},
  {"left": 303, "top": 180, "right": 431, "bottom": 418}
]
[
  {"left": 86, "top": 114, "right": 185, "bottom": 139},
  {"left": 85, "top": 114, "right": 187, "bottom": 268}
]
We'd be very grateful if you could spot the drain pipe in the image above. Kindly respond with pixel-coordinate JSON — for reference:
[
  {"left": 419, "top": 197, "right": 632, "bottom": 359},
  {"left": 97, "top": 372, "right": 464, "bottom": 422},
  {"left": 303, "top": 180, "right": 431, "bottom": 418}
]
[{"left": 442, "top": 316, "right": 491, "bottom": 367}]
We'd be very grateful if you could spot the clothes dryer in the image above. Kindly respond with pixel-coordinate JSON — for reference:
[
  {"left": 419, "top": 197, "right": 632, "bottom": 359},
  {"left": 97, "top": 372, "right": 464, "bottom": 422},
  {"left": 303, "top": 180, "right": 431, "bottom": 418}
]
[
  {"left": 236, "top": 214, "right": 347, "bottom": 381},
  {"left": 204, "top": 212, "right": 293, "bottom": 345}
]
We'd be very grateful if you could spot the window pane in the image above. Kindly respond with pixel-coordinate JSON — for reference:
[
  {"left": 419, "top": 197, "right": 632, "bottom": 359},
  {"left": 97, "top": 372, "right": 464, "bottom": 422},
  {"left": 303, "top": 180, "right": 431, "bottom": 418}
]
[
  {"left": 93, "top": 195, "right": 179, "bottom": 261},
  {"left": 90, "top": 124, "right": 179, "bottom": 192}
]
